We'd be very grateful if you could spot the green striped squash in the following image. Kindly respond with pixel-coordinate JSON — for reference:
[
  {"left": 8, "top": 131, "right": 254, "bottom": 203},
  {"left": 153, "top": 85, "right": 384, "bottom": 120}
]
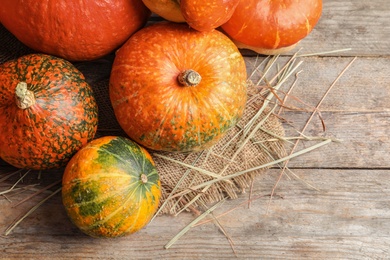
[{"left": 62, "top": 136, "right": 161, "bottom": 238}]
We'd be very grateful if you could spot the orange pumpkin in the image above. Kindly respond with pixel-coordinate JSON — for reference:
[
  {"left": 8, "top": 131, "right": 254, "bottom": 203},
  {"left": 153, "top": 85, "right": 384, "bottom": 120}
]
[
  {"left": 0, "top": 54, "right": 98, "bottom": 170},
  {"left": 221, "top": 0, "right": 323, "bottom": 55},
  {"left": 109, "top": 22, "right": 247, "bottom": 152},
  {"left": 180, "top": 0, "right": 240, "bottom": 32},
  {"left": 0, "top": 0, "right": 150, "bottom": 61},
  {"left": 142, "top": 0, "right": 239, "bottom": 31}
]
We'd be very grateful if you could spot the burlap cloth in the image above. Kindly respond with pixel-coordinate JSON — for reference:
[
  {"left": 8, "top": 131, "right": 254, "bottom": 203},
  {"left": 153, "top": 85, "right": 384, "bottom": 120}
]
[{"left": 1, "top": 24, "right": 286, "bottom": 215}]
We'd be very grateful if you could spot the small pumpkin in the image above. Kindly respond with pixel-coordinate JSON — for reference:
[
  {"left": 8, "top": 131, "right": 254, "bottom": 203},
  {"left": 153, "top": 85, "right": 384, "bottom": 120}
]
[
  {"left": 0, "top": 0, "right": 150, "bottom": 61},
  {"left": 221, "top": 0, "right": 323, "bottom": 55},
  {"left": 109, "top": 22, "right": 247, "bottom": 152},
  {"left": 0, "top": 54, "right": 98, "bottom": 170},
  {"left": 62, "top": 136, "right": 161, "bottom": 238},
  {"left": 141, "top": 0, "right": 239, "bottom": 32}
]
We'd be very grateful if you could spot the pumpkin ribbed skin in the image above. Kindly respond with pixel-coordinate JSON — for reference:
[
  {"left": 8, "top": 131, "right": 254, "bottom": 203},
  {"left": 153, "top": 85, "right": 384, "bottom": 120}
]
[
  {"left": 0, "top": 0, "right": 150, "bottom": 61},
  {"left": 0, "top": 54, "right": 98, "bottom": 170},
  {"left": 221, "top": 0, "right": 322, "bottom": 54},
  {"left": 109, "top": 22, "right": 247, "bottom": 152},
  {"left": 181, "top": 0, "right": 240, "bottom": 32},
  {"left": 62, "top": 136, "right": 161, "bottom": 238},
  {"left": 142, "top": 0, "right": 239, "bottom": 32}
]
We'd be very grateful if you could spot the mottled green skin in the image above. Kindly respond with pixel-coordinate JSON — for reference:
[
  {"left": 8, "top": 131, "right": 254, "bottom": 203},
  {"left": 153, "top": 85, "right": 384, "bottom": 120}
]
[
  {"left": 0, "top": 54, "right": 98, "bottom": 170},
  {"left": 62, "top": 136, "right": 161, "bottom": 238}
]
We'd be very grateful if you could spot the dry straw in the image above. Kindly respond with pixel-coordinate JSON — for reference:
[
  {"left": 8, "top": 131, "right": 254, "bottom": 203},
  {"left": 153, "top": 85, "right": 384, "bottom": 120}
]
[
  {"left": 152, "top": 50, "right": 353, "bottom": 217},
  {"left": 158, "top": 50, "right": 356, "bottom": 249}
]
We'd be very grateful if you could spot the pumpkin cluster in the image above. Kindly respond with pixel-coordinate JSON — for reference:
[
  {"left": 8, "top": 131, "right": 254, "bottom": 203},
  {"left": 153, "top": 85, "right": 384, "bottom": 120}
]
[
  {"left": 142, "top": 0, "right": 323, "bottom": 55},
  {"left": 0, "top": 0, "right": 322, "bottom": 238}
]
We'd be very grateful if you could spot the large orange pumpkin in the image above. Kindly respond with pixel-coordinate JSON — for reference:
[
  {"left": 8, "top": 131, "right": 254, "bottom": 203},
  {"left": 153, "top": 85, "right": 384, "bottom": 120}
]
[
  {"left": 0, "top": 0, "right": 150, "bottom": 61},
  {"left": 221, "top": 0, "right": 323, "bottom": 55},
  {"left": 109, "top": 22, "right": 247, "bottom": 152},
  {"left": 0, "top": 54, "right": 98, "bottom": 170}
]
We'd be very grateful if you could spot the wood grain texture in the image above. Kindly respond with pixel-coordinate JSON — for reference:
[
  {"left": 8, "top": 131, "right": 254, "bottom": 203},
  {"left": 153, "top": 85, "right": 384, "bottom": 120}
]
[
  {"left": 1, "top": 0, "right": 390, "bottom": 259},
  {"left": 246, "top": 56, "right": 390, "bottom": 169},
  {"left": 1, "top": 169, "right": 389, "bottom": 259}
]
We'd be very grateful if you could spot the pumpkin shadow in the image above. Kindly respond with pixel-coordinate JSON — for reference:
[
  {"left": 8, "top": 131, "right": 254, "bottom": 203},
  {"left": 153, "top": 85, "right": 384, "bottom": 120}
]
[
  {"left": 0, "top": 24, "right": 34, "bottom": 64},
  {"left": 74, "top": 56, "right": 127, "bottom": 139}
]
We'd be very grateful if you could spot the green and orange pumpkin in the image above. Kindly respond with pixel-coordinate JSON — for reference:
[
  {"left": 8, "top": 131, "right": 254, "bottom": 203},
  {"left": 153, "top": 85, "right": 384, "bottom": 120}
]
[
  {"left": 62, "top": 136, "right": 161, "bottom": 238},
  {"left": 0, "top": 54, "right": 98, "bottom": 170},
  {"left": 109, "top": 22, "right": 247, "bottom": 152}
]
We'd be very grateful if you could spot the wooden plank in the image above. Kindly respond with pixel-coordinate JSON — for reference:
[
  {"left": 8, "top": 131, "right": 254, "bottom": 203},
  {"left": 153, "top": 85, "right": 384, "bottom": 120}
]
[
  {"left": 246, "top": 56, "right": 390, "bottom": 111},
  {"left": 245, "top": 56, "right": 390, "bottom": 169},
  {"left": 1, "top": 169, "right": 389, "bottom": 259}
]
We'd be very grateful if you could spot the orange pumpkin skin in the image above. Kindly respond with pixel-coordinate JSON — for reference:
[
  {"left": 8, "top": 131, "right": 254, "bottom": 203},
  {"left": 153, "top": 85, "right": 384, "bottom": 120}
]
[
  {"left": 142, "top": 0, "right": 239, "bottom": 32},
  {"left": 221, "top": 0, "right": 322, "bottom": 54},
  {"left": 0, "top": 54, "right": 98, "bottom": 170},
  {"left": 62, "top": 136, "right": 161, "bottom": 238},
  {"left": 0, "top": 0, "right": 150, "bottom": 61},
  {"left": 142, "top": 0, "right": 185, "bottom": 22},
  {"left": 109, "top": 22, "right": 247, "bottom": 152},
  {"left": 181, "top": 0, "right": 240, "bottom": 32}
]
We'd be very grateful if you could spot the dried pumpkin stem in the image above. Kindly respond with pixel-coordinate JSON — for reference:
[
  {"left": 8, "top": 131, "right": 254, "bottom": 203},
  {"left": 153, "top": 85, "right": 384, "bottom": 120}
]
[
  {"left": 15, "top": 82, "right": 35, "bottom": 109},
  {"left": 140, "top": 173, "right": 148, "bottom": 184},
  {"left": 178, "top": 69, "right": 201, "bottom": 87}
]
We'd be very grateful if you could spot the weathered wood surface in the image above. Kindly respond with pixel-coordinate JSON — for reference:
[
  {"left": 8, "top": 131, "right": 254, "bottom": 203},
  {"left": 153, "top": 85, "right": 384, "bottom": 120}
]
[
  {"left": 1, "top": 169, "right": 389, "bottom": 259},
  {"left": 1, "top": 1, "right": 390, "bottom": 259},
  {"left": 251, "top": 56, "right": 390, "bottom": 169}
]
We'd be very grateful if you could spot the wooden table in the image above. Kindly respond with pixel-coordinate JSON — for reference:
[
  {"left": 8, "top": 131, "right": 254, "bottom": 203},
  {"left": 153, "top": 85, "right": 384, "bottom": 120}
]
[{"left": 1, "top": 1, "right": 389, "bottom": 259}]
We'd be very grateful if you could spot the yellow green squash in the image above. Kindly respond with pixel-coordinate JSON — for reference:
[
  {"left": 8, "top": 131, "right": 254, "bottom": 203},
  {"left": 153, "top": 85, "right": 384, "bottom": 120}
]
[{"left": 62, "top": 136, "right": 161, "bottom": 238}]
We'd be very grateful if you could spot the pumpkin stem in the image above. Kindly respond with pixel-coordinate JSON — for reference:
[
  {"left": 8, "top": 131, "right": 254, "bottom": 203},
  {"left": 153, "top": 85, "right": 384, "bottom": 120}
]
[
  {"left": 140, "top": 173, "right": 148, "bottom": 184},
  {"left": 178, "top": 69, "right": 201, "bottom": 87},
  {"left": 15, "top": 82, "right": 36, "bottom": 109}
]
